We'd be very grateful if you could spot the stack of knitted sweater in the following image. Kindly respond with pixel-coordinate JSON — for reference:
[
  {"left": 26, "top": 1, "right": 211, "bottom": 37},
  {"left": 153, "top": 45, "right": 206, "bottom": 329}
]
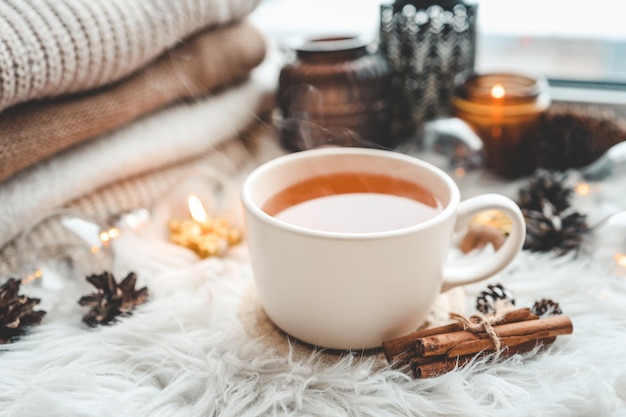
[{"left": 0, "top": 0, "right": 280, "bottom": 276}]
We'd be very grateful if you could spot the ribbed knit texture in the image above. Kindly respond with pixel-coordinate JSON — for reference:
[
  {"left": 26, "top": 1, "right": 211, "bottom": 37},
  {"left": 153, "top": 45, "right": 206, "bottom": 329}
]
[
  {"left": 0, "top": 20, "right": 267, "bottom": 182},
  {"left": 0, "top": 0, "right": 261, "bottom": 112},
  {"left": 0, "top": 123, "right": 282, "bottom": 278},
  {"left": 0, "top": 72, "right": 277, "bottom": 255}
]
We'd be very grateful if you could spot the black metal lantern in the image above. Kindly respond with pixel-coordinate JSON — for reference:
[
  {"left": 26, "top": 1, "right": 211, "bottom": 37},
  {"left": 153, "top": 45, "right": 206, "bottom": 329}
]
[{"left": 380, "top": 0, "right": 478, "bottom": 140}]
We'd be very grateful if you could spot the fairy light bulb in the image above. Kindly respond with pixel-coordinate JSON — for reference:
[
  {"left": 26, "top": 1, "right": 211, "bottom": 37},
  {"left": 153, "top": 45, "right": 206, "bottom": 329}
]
[
  {"left": 614, "top": 253, "right": 626, "bottom": 268},
  {"left": 574, "top": 182, "right": 591, "bottom": 196},
  {"left": 17, "top": 209, "right": 118, "bottom": 288}
]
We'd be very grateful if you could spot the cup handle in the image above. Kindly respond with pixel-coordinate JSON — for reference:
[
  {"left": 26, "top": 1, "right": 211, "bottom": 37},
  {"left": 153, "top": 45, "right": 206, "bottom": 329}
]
[{"left": 441, "top": 194, "right": 526, "bottom": 293}]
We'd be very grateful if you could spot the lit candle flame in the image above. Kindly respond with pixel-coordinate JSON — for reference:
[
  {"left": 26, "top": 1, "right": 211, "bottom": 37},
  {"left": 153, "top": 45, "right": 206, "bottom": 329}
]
[
  {"left": 491, "top": 83, "right": 506, "bottom": 99},
  {"left": 188, "top": 195, "right": 208, "bottom": 223}
]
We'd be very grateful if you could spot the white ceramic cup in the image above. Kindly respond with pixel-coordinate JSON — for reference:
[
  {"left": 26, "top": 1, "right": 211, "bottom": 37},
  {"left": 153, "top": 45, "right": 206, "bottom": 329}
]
[{"left": 241, "top": 148, "right": 525, "bottom": 350}]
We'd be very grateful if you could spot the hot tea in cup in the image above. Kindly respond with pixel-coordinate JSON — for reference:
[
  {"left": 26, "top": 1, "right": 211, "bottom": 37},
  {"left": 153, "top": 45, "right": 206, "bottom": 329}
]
[
  {"left": 262, "top": 172, "right": 443, "bottom": 233},
  {"left": 241, "top": 148, "right": 525, "bottom": 350}
]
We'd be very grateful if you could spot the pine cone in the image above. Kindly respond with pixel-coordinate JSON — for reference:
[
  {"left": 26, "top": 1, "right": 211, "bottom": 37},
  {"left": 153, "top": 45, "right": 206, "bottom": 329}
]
[
  {"left": 532, "top": 299, "right": 563, "bottom": 317},
  {"left": 524, "top": 206, "right": 589, "bottom": 256},
  {"left": 476, "top": 283, "right": 515, "bottom": 314},
  {"left": 79, "top": 271, "right": 148, "bottom": 327},
  {"left": 531, "top": 104, "right": 626, "bottom": 171},
  {"left": 518, "top": 169, "right": 572, "bottom": 213},
  {"left": 0, "top": 278, "right": 46, "bottom": 344}
]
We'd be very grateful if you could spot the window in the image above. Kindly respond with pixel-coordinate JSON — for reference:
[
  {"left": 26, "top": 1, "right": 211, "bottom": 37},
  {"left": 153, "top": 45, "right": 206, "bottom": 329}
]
[
  {"left": 476, "top": 0, "right": 626, "bottom": 84},
  {"left": 251, "top": 0, "right": 626, "bottom": 112}
]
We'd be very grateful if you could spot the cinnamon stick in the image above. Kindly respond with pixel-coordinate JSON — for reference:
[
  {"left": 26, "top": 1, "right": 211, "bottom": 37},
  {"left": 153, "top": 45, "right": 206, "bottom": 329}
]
[
  {"left": 413, "top": 336, "right": 557, "bottom": 379},
  {"left": 417, "top": 315, "right": 573, "bottom": 357},
  {"left": 407, "top": 355, "right": 448, "bottom": 374},
  {"left": 413, "top": 355, "right": 471, "bottom": 379},
  {"left": 446, "top": 334, "right": 555, "bottom": 358},
  {"left": 382, "top": 308, "right": 535, "bottom": 363},
  {"left": 383, "top": 322, "right": 461, "bottom": 363},
  {"left": 388, "top": 349, "right": 420, "bottom": 370}
]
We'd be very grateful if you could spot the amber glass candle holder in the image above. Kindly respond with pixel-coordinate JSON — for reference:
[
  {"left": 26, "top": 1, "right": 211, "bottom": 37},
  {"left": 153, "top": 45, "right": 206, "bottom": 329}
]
[{"left": 452, "top": 71, "right": 551, "bottom": 178}]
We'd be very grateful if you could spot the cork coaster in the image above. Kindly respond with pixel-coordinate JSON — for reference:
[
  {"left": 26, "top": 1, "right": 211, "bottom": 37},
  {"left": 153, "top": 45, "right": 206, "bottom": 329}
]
[{"left": 238, "top": 281, "right": 469, "bottom": 369}]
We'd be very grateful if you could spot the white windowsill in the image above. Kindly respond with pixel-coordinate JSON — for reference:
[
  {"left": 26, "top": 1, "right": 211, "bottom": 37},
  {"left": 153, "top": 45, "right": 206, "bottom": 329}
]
[{"left": 550, "top": 86, "right": 626, "bottom": 116}]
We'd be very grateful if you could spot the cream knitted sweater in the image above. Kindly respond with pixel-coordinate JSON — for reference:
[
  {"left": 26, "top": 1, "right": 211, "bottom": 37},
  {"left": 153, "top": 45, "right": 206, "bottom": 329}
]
[{"left": 0, "top": 0, "right": 261, "bottom": 112}]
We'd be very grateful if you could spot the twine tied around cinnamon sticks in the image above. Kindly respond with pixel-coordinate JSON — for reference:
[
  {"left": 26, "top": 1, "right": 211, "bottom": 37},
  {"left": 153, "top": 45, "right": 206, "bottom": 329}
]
[
  {"left": 382, "top": 305, "right": 573, "bottom": 379},
  {"left": 449, "top": 299, "right": 516, "bottom": 351}
]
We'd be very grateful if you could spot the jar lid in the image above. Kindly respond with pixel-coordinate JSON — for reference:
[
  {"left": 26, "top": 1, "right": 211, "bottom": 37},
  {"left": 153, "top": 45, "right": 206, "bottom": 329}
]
[
  {"left": 454, "top": 71, "right": 549, "bottom": 103},
  {"left": 281, "top": 33, "right": 377, "bottom": 58},
  {"left": 452, "top": 71, "right": 551, "bottom": 116}
]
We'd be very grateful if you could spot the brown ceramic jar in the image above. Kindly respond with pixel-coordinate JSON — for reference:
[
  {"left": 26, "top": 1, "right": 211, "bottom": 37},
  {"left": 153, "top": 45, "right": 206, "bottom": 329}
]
[{"left": 278, "top": 35, "right": 394, "bottom": 151}]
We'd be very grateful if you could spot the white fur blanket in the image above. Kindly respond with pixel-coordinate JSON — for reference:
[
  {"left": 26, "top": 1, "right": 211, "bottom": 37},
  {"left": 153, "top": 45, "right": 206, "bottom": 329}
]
[{"left": 1, "top": 142, "right": 626, "bottom": 416}]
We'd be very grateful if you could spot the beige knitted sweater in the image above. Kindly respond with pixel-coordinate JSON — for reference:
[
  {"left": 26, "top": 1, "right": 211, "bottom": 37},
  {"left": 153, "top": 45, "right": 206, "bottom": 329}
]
[{"left": 0, "top": 0, "right": 261, "bottom": 112}]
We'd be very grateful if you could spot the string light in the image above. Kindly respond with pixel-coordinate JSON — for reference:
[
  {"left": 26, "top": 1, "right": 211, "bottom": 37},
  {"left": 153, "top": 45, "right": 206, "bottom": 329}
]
[{"left": 614, "top": 253, "right": 626, "bottom": 268}]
